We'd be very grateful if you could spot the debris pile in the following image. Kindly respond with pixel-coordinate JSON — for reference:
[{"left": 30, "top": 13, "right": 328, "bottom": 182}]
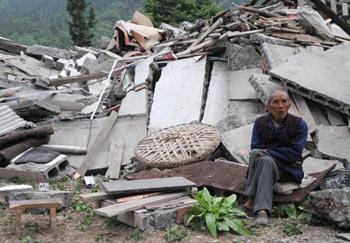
[{"left": 0, "top": 0, "right": 350, "bottom": 231}]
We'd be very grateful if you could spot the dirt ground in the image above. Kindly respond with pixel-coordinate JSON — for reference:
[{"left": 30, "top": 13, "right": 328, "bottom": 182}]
[{"left": 0, "top": 178, "right": 344, "bottom": 243}]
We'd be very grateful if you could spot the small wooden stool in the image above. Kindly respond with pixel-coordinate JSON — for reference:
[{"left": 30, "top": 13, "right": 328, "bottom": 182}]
[{"left": 9, "top": 198, "right": 63, "bottom": 233}]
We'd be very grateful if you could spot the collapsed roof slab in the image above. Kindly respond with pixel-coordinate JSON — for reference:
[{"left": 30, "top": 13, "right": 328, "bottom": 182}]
[
  {"left": 202, "top": 62, "right": 229, "bottom": 128},
  {"left": 228, "top": 68, "right": 261, "bottom": 101},
  {"left": 118, "top": 90, "right": 148, "bottom": 117},
  {"left": 228, "top": 100, "right": 265, "bottom": 129},
  {"left": 260, "top": 42, "right": 297, "bottom": 70},
  {"left": 221, "top": 123, "right": 254, "bottom": 164},
  {"left": 49, "top": 115, "right": 147, "bottom": 171},
  {"left": 314, "top": 125, "right": 350, "bottom": 168},
  {"left": 149, "top": 57, "right": 206, "bottom": 131},
  {"left": 227, "top": 44, "right": 261, "bottom": 71},
  {"left": 270, "top": 44, "right": 350, "bottom": 115}
]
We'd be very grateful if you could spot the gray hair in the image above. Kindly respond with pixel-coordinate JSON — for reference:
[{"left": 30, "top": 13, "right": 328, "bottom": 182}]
[{"left": 267, "top": 89, "right": 290, "bottom": 106}]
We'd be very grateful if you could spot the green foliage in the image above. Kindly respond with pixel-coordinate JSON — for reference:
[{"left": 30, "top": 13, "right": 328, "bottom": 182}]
[
  {"left": 142, "top": 0, "right": 222, "bottom": 26},
  {"left": 164, "top": 226, "right": 188, "bottom": 242},
  {"left": 273, "top": 203, "right": 312, "bottom": 222},
  {"left": 283, "top": 222, "right": 302, "bottom": 236},
  {"left": 184, "top": 187, "right": 251, "bottom": 238},
  {"left": 127, "top": 229, "right": 143, "bottom": 242},
  {"left": 67, "top": 0, "right": 97, "bottom": 46}
]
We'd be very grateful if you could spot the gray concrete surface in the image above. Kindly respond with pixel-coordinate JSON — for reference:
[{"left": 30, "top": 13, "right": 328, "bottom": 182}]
[{"left": 228, "top": 68, "right": 261, "bottom": 100}]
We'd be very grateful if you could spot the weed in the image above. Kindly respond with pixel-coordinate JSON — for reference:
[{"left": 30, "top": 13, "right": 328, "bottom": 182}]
[
  {"left": 50, "top": 179, "right": 68, "bottom": 191},
  {"left": 164, "top": 226, "right": 187, "bottom": 242},
  {"left": 127, "top": 229, "right": 143, "bottom": 242},
  {"left": 7, "top": 213, "right": 14, "bottom": 225},
  {"left": 72, "top": 198, "right": 92, "bottom": 213},
  {"left": 185, "top": 187, "right": 251, "bottom": 238},
  {"left": 76, "top": 216, "right": 93, "bottom": 231},
  {"left": 26, "top": 222, "right": 40, "bottom": 234},
  {"left": 283, "top": 222, "right": 302, "bottom": 236},
  {"left": 20, "top": 236, "right": 40, "bottom": 243},
  {"left": 104, "top": 217, "right": 119, "bottom": 228},
  {"left": 273, "top": 203, "right": 312, "bottom": 223},
  {"left": 8, "top": 176, "right": 24, "bottom": 184}
]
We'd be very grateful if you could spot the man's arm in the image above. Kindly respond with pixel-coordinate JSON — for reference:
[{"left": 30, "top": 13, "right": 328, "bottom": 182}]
[
  {"left": 251, "top": 120, "right": 265, "bottom": 150},
  {"left": 267, "top": 118, "right": 308, "bottom": 164}
]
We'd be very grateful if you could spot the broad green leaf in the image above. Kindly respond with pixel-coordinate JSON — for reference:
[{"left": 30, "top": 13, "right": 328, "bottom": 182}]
[
  {"left": 205, "top": 213, "right": 217, "bottom": 238},
  {"left": 224, "top": 218, "right": 251, "bottom": 236},
  {"left": 229, "top": 207, "right": 248, "bottom": 217},
  {"left": 226, "top": 194, "right": 237, "bottom": 205},
  {"left": 202, "top": 188, "right": 212, "bottom": 204},
  {"left": 184, "top": 213, "right": 195, "bottom": 225},
  {"left": 217, "top": 221, "right": 230, "bottom": 231}
]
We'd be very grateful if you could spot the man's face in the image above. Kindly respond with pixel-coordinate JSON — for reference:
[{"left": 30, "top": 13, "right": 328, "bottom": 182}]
[{"left": 267, "top": 91, "right": 291, "bottom": 122}]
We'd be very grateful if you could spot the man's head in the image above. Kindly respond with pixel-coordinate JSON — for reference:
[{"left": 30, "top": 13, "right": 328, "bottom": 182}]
[{"left": 267, "top": 90, "right": 291, "bottom": 122}]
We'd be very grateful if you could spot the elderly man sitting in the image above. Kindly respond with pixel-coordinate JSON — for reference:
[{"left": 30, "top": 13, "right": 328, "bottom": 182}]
[{"left": 243, "top": 90, "right": 308, "bottom": 225}]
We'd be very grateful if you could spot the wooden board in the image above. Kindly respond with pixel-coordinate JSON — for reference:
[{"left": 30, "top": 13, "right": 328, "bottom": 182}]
[
  {"left": 105, "top": 140, "right": 124, "bottom": 179},
  {"left": 102, "top": 177, "right": 195, "bottom": 195},
  {"left": 94, "top": 192, "right": 186, "bottom": 218}
]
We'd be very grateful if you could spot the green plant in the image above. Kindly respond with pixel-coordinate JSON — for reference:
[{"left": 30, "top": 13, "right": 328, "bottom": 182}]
[
  {"left": 184, "top": 187, "right": 251, "bottom": 238},
  {"left": 127, "top": 229, "right": 143, "bottom": 242},
  {"left": 273, "top": 203, "right": 312, "bottom": 222},
  {"left": 76, "top": 216, "right": 93, "bottom": 231},
  {"left": 283, "top": 222, "right": 302, "bottom": 236},
  {"left": 164, "top": 226, "right": 187, "bottom": 242}
]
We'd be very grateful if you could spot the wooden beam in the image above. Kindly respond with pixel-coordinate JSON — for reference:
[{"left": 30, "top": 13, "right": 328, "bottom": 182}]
[
  {"left": 105, "top": 139, "right": 124, "bottom": 179},
  {"left": 94, "top": 192, "right": 186, "bottom": 218}
]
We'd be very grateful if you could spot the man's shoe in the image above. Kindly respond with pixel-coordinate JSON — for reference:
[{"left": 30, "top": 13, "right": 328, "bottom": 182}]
[{"left": 256, "top": 210, "right": 268, "bottom": 225}]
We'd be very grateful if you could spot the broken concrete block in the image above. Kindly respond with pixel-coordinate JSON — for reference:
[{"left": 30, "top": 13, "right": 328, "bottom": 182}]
[
  {"left": 302, "top": 157, "right": 338, "bottom": 174},
  {"left": 41, "top": 55, "right": 56, "bottom": 69},
  {"left": 7, "top": 190, "right": 72, "bottom": 208},
  {"left": 250, "top": 33, "right": 294, "bottom": 46},
  {"left": 26, "top": 44, "right": 74, "bottom": 60},
  {"left": 221, "top": 123, "right": 254, "bottom": 164},
  {"left": 314, "top": 125, "right": 350, "bottom": 168},
  {"left": 0, "top": 185, "right": 33, "bottom": 198},
  {"left": 270, "top": 44, "right": 350, "bottom": 115},
  {"left": 76, "top": 52, "right": 97, "bottom": 67},
  {"left": 320, "top": 169, "right": 350, "bottom": 190},
  {"left": 149, "top": 57, "right": 206, "bottom": 131},
  {"left": 7, "top": 154, "right": 71, "bottom": 180},
  {"left": 227, "top": 44, "right": 261, "bottom": 71},
  {"left": 228, "top": 68, "right": 261, "bottom": 100},
  {"left": 202, "top": 62, "right": 229, "bottom": 128},
  {"left": 260, "top": 43, "right": 296, "bottom": 70},
  {"left": 227, "top": 100, "right": 265, "bottom": 129},
  {"left": 118, "top": 90, "right": 148, "bottom": 117},
  {"left": 305, "top": 188, "right": 350, "bottom": 229}
]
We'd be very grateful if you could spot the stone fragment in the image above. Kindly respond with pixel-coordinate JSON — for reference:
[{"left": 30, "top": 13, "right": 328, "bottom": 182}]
[
  {"left": 227, "top": 44, "right": 261, "bottom": 71},
  {"left": 305, "top": 188, "right": 350, "bottom": 229}
]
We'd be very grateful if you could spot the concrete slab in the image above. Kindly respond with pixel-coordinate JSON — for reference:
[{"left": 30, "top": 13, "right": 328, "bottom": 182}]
[
  {"left": 260, "top": 43, "right": 296, "bottom": 70},
  {"left": 227, "top": 44, "right": 261, "bottom": 71},
  {"left": 134, "top": 56, "right": 156, "bottom": 85},
  {"left": 102, "top": 177, "right": 195, "bottom": 195},
  {"left": 325, "top": 107, "right": 346, "bottom": 126},
  {"left": 149, "top": 57, "right": 206, "bottom": 131},
  {"left": 221, "top": 124, "right": 254, "bottom": 164},
  {"left": 228, "top": 68, "right": 261, "bottom": 100},
  {"left": 315, "top": 125, "right": 350, "bottom": 168},
  {"left": 228, "top": 100, "right": 265, "bottom": 129},
  {"left": 50, "top": 115, "right": 147, "bottom": 170},
  {"left": 118, "top": 90, "right": 148, "bottom": 117},
  {"left": 202, "top": 62, "right": 229, "bottom": 127},
  {"left": 270, "top": 44, "right": 350, "bottom": 115},
  {"left": 302, "top": 157, "right": 338, "bottom": 174}
]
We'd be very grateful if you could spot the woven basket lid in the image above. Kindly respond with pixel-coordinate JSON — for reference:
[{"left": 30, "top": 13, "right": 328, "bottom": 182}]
[{"left": 134, "top": 123, "right": 221, "bottom": 168}]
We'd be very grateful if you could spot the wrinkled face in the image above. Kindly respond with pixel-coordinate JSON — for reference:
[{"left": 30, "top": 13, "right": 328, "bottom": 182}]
[{"left": 267, "top": 91, "right": 291, "bottom": 122}]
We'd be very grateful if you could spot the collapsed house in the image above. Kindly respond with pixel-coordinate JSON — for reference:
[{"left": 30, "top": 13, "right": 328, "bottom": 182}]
[{"left": 0, "top": 0, "right": 350, "bottom": 231}]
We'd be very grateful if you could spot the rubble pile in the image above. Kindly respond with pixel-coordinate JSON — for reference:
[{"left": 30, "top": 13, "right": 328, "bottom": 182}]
[{"left": 0, "top": 0, "right": 350, "bottom": 231}]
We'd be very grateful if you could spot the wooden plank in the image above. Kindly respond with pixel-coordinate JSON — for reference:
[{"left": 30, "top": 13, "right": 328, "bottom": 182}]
[
  {"left": 79, "top": 191, "right": 109, "bottom": 203},
  {"left": 116, "top": 192, "right": 160, "bottom": 203},
  {"left": 9, "top": 198, "right": 62, "bottom": 209},
  {"left": 49, "top": 72, "right": 107, "bottom": 86},
  {"left": 0, "top": 168, "right": 47, "bottom": 182},
  {"left": 331, "top": 0, "right": 337, "bottom": 12},
  {"left": 225, "top": 29, "right": 264, "bottom": 39},
  {"left": 105, "top": 140, "right": 124, "bottom": 179},
  {"left": 102, "top": 177, "right": 195, "bottom": 196},
  {"left": 94, "top": 192, "right": 186, "bottom": 218},
  {"left": 342, "top": 2, "right": 349, "bottom": 15},
  {"left": 76, "top": 111, "right": 119, "bottom": 177}
]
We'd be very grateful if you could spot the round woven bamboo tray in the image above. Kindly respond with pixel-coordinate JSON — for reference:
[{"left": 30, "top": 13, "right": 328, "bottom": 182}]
[{"left": 134, "top": 123, "right": 221, "bottom": 168}]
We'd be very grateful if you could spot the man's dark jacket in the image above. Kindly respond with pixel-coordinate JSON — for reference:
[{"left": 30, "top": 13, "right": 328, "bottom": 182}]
[{"left": 251, "top": 113, "right": 308, "bottom": 183}]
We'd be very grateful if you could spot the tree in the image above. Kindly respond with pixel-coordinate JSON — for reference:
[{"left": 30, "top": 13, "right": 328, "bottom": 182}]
[
  {"left": 67, "top": 0, "right": 97, "bottom": 46},
  {"left": 142, "top": 0, "right": 222, "bottom": 26}
]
